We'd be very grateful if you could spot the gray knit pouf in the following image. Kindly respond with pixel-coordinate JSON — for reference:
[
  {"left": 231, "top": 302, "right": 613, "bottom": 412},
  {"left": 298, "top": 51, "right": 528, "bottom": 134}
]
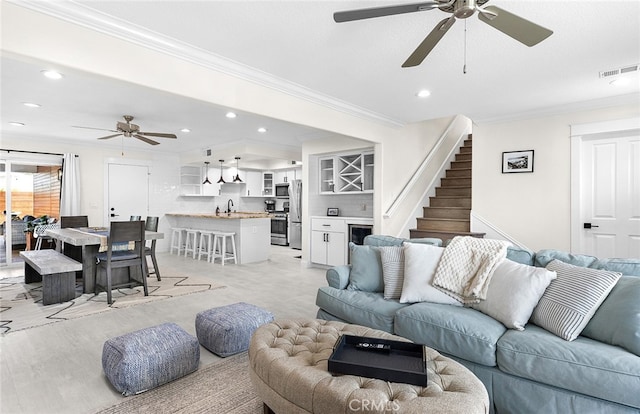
[
  {"left": 195, "top": 302, "right": 274, "bottom": 357},
  {"left": 102, "top": 322, "right": 200, "bottom": 396}
]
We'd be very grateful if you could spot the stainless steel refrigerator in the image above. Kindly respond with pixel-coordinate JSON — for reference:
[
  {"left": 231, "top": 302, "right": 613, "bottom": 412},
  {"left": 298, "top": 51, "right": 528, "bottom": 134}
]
[{"left": 288, "top": 179, "right": 302, "bottom": 250}]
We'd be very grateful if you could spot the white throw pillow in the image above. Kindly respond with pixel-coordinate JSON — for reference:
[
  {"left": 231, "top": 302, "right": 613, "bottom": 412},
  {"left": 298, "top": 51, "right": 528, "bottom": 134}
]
[
  {"left": 471, "top": 259, "right": 557, "bottom": 330},
  {"left": 379, "top": 246, "right": 404, "bottom": 300},
  {"left": 530, "top": 259, "right": 621, "bottom": 341},
  {"left": 400, "top": 243, "right": 461, "bottom": 306}
]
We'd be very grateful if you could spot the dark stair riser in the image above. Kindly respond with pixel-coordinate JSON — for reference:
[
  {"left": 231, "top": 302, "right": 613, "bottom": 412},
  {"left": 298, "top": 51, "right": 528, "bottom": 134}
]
[
  {"left": 436, "top": 187, "right": 471, "bottom": 197},
  {"left": 451, "top": 160, "right": 471, "bottom": 169},
  {"left": 455, "top": 153, "right": 471, "bottom": 162},
  {"left": 429, "top": 197, "right": 471, "bottom": 208},
  {"left": 446, "top": 168, "right": 472, "bottom": 178},
  {"left": 441, "top": 177, "right": 471, "bottom": 187},
  {"left": 423, "top": 207, "right": 471, "bottom": 219},
  {"left": 417, "top": 218, "right": 470, "bottom": 232},
  {"left": 410, "top": 229, "right": 485, "bottom": 240}
]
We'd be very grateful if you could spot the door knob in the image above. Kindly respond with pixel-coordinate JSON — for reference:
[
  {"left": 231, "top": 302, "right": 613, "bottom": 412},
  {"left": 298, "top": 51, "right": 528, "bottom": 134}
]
[
  {"left": 110, "top": 213, "right": 119, "bottom": 217},
  {"left": 583, "top": 223, "right": 599, "bottom": 229}
]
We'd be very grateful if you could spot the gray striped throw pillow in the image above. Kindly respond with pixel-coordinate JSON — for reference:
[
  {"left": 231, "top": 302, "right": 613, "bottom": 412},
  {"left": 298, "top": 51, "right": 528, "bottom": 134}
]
[
  {"left": 530, "top": 259, "right": 621, "bottom": 341},
  {"left": 379, "top": 246, "right": 404, "bottom": 300}
]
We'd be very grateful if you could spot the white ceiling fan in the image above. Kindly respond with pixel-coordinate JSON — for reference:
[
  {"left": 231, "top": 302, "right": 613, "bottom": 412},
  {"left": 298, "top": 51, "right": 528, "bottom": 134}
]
[{"left": 334, "top": 0, "right": 553, "bottom": 67}]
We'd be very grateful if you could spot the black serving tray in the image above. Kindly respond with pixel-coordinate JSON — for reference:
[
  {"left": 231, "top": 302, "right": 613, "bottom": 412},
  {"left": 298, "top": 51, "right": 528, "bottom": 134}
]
[{"left": 328, "top": 335, "right": 427, "bottom": 386}]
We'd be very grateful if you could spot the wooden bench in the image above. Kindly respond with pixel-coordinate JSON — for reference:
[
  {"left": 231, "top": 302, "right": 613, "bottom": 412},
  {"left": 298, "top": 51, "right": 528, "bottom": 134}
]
[{"left": 19, "top": 250, "right": 83, "bottom": 305}]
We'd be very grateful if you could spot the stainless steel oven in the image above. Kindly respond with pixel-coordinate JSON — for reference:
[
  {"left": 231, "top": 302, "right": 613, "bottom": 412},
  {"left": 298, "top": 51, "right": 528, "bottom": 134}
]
[{"left": 271, "top": 212, "right": 289, "bottom": 246}]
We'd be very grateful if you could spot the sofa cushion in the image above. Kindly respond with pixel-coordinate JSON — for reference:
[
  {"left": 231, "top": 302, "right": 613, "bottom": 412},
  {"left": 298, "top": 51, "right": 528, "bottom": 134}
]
[
  {"left": 315, "top": 286, "right": 408, "bottom": 333},
  {"left": 471, "top": 259, "right": 556, "bottom": 330},
  {"left": 497, "top": 324, "right": 640, "bottom": 409},
  {"left": 592, "top": 258, "right": 640, "bottom": 276},
  {"left": 534, "top": 249, "right": 597, "bottom": 268},
  {"left": 394, "top": 302, "right": 506, "bottom": 366},
  {"left": 404, "top": 237, "right": 442, "bottom": 246},
  {"left": 326, "top": 265, "right": 351, "bottom": 289},
  {"left": 346, "top": 243, "right": 383, "bottom": 292},
  {"left": 530, "top": 260, "right": 621, "bottom": 341},
  {"left": 505, "top": 246, "right": 535, "bottom": 266},
  {"left": 379, "top": 246, "right": 404, "bottom": 300},
  {"left": 364, "top": 235, "right": 404, "bottom": 247},
  {"left": 581, "top": 276, "right": 640, "bottom": 356},
  {"left": 399, "top": 243, "right": 460, "bottom": 306}
]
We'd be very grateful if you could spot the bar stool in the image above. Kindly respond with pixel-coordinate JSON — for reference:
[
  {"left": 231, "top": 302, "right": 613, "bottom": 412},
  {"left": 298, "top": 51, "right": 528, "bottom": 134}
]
[
  {"left": 169, "top": 227, "right": 187, "bottom": 255},
  {"left": 212, "top": 231, "right": 237, "bottom": 266},
  {"left": 197, "top": 230, "right": 215, "bottom": 262},
  {"left": 184, "top": 229, "right": 200, "bottom": 259}
]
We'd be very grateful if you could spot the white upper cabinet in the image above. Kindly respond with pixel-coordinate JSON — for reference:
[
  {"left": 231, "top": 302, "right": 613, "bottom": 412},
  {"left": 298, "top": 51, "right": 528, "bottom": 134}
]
[
  {"left": 180, "top": 165, "right": 219, "bottom": 197},
  {"left": 318, "top": 151, "right": 374, "bottom": 194}
]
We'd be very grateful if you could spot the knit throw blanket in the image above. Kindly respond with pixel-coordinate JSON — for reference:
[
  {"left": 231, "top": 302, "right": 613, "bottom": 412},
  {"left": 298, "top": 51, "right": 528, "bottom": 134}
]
[{"left": 433, "top": 236, "right": 510, "bottom": 304}]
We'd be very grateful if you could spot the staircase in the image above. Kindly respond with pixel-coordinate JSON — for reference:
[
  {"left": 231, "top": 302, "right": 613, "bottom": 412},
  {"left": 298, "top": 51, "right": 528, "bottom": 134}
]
[{"left": 409, "top": 134, "right": 485, "bottom": 241}]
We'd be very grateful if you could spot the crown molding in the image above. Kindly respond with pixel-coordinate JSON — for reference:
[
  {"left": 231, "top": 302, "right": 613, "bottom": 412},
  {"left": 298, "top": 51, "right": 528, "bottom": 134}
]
[
  {"left": 12, "top": 0, "right": 404, "bottom": 128},
  {"left": 474, "top": 93, "right": 640, "bottom": 125}
]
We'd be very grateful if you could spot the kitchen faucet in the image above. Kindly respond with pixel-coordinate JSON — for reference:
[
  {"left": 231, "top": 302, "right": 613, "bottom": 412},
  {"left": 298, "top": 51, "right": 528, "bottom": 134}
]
[{"left": 227, "top": 199, "right": 234, "bottom": 214}]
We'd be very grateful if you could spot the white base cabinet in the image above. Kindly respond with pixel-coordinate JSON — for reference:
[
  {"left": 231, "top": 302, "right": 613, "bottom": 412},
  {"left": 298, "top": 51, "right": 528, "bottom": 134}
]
[{"left": 310, "top": 217, "right": 346, "bottom": 266}]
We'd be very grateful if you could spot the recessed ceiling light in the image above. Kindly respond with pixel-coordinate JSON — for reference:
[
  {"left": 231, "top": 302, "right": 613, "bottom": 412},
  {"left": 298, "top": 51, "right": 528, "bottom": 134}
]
[
  {"left": 181, "top": 128, "right": 191, "bottom": 133},
  {"left": 609, "top": 78, "right": 631, "bottom": 87},
  {"left": 41, "top": 70, "right": 63, "bottom": 80},
  {"left": 9, "top": 122, "right": 25, "bottom": 127},
  {"left": 257, "top": 127, "right": 267, "bottom": 133},
  {"left": 416, "top": 89, "right": 431, "bottom": 98},
  {"left": 225, "top": 112, "right": 237, "bottom": 119},
  {"left": 23, "top": 102, "right": 41, "bottom": 108}
]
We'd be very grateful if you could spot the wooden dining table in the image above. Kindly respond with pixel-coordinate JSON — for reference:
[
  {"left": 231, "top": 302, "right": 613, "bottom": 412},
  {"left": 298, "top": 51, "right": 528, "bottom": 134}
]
[{"left": 45, "top": 227, "right": 164, "bottom": 294}]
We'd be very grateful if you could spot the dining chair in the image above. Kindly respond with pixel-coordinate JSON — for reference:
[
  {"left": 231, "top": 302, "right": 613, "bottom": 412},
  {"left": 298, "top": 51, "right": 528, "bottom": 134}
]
[
  {"left": 33, "top": 223, "right": 60, "bottom": 250},
  {"left": 144, "top": 216, "right": 161, "bottom": 281},
  {"left": 60, "top": 215, "right": 89, "bottom": 277},
  {"left": 94, "top": 220, "right": 148, "bottom": 305}
]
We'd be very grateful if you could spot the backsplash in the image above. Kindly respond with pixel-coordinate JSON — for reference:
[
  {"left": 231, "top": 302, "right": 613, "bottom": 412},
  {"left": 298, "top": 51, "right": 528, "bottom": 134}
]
[{"left": 310, "top": 193, "right": 373, "bottom": 218}]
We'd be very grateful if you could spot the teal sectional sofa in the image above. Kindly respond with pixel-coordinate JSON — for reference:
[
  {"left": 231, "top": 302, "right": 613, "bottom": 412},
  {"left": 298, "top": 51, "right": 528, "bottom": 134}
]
[{"left": 316, "top": 235, "right": 640, "bottom": 414}]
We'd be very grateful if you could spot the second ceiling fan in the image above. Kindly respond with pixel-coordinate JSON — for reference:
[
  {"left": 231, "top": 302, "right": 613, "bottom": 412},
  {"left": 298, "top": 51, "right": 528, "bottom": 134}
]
[{"left": 334, "top": 0, "right": 553, "bottom": 68}]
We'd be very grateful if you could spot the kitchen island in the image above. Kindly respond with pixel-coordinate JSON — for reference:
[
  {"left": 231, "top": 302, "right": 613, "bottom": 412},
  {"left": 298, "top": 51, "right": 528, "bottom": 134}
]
[{"left": 165, "top": 212, "right": 271, "bottom": 264}]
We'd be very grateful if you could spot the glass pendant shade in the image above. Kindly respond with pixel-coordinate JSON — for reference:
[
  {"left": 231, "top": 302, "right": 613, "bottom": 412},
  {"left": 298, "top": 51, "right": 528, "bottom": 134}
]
[
  {"left": 202, "top": 161, "right": 212, "bottom": 185},
  {"left": 217, "top": 159, "right": 226, "bottom": 184}
]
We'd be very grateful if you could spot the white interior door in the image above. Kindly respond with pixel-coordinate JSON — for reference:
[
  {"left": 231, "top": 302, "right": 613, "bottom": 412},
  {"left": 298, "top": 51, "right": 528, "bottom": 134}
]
[
  {"left": 107, "top": 163, "right": 149, "bottom": 222},
  {"left": 577, "top": 134, "right": 640, "bottom": 258}
]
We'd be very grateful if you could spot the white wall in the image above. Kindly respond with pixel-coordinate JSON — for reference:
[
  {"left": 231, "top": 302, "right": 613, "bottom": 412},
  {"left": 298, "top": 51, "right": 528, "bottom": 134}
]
[{"left": 473, "top": 103, "right": 640, "bottom": 252}]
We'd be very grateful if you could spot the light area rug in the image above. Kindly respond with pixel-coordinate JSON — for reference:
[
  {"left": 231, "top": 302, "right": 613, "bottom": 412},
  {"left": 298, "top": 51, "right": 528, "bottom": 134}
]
[
  {"left": 0, "top": 275, "right": 224, "bottom": 334},
  {"left": 97, "top": 352, "right": 262, "bottom": 414}
]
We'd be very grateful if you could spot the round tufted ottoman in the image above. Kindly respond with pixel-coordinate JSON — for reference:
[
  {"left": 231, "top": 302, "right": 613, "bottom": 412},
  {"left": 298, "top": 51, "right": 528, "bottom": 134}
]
[{"left": 249, "top": 319, "right": 489, "bottom": 414}]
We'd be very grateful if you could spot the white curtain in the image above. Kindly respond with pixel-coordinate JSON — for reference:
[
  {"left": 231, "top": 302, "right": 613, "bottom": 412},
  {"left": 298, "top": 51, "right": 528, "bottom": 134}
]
[{"left": 60, "top": 153, "right": 80, "bottom": 215}]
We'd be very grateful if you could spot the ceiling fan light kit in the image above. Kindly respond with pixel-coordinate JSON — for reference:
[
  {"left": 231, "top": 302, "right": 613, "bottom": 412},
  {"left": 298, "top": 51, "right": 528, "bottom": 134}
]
[{"left": 334, "top": 0, "right": 553, "bottom": 68}]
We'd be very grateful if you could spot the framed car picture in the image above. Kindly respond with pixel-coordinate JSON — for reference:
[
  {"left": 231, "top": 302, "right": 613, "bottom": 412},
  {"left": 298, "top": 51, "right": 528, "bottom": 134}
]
[{"left": 502, "top": 150, "right": 534, "bottom": 173}]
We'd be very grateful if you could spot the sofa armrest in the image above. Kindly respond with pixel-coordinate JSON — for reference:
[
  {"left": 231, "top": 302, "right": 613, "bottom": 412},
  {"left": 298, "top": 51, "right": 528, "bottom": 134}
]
[{"left": 326, "top": 265, "right": 351, "bottom": 290}]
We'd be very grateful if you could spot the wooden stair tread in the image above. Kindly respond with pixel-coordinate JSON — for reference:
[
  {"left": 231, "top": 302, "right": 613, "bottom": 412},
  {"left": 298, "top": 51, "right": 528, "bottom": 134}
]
[{"left": 410, "top": 229, "right": 486, "bottom": 238}]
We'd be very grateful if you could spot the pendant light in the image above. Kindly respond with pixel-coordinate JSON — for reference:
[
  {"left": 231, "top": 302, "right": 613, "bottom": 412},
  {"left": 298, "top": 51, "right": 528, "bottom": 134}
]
[
  {"left": 233, "top": 156, "right": 243, "bottom": 183},
  {"left": 216, "top": 159, "right": 226, "bottom": 184},
  {"left": 202, "top": 161, "right": 212, "bottom": 185}
]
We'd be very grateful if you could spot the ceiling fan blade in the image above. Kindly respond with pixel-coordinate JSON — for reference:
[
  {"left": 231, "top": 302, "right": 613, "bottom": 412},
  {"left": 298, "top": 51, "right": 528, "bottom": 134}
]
[
  {"left": 138, "top": 132, "right": 177, "bottom": 139},
  {"left": 97, "top": 134, "right": 122, "bottom": 140},
  {"left": 134, "top": 134, "right": 160, "bottom": 145},
  {"left": 72, "top": 126, "right": 118, "bottom": 133},
  {"left": 402, "top": 16, "right": 455, "bottom": 68},
  {"left": 478, "top": 5, "right": 553, "bottom": 47},
  {"left": 334, "top": 1, "right": 440, "bottom": 23}
]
